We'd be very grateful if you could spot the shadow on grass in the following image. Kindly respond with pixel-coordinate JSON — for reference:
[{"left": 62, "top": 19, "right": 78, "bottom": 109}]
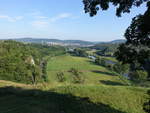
[
  {"left": 87, "top": 60, "right": 103, "bottom": 67},
  {"left": 92, "top": 70, "right": 115, "bottom": 76},
  {"left": 0, "top": 86, "right": 126, "bottom": 113},
  {"left": 100, "top": 80, "right": 125, "bottom": 86}
]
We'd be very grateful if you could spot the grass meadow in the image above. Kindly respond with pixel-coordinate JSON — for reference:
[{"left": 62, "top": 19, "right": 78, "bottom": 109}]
[{"left": 0, "top": 55, "right": 149, "bottom": 113}]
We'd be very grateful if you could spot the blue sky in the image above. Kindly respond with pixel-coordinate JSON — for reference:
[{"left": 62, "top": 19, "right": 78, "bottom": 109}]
[{"left": 0, "top": 0, "right": 147, "bottom": 41}]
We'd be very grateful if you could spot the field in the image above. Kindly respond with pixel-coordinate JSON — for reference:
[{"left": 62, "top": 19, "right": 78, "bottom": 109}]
[
  {"left": 46, "top": 55, "right": 122, "bottom": 85},
  {"left": 0, "top": 55, "right": 149, "bottom": 113}
]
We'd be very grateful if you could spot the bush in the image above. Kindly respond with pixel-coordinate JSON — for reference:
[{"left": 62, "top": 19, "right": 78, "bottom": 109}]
[
  {"left": 69, "top": 68, "right": 84, "bottom": 84},
  {"left": 129, "top": 70, "right": 148, "bottom": 82},
  {"left": 113, "top": 63, "right": 129, "bottom": 75},
  {"left": 107, "top": 64, "right": 114, "bottom": 71},
  {"left": 95, "top": 57, "right": 106, "bottom": 67},
  {"left": 73, "top": 48, "right": 88, "bottom": 57},
  {"left": 57, "top": 72, "right": 66, "bottom": 82}
]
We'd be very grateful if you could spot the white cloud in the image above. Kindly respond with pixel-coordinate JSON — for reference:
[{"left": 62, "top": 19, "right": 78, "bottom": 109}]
[
  {"left": 36, "top": 16, "right": 49, "bottom": 19},
  {"left": 29, "top": 11, "right": 42, "bottom": 16},
  {"left": 0, "top": 15, "right": 14, "bottom": 22},
  {"left": 31, "top": 12, "right": 73, "bottom": 28},
  {"left": 15, "top": 16, "right": 24, "bottom": 21},
  {"left": 50, "top": 13, "right": 72, "bottom": 22},
  {"left": 0, "top": 15, "right": 23, "bottom": 22},
  {"left": 31, "top": 20, "right": 49, "bottom": 28}
]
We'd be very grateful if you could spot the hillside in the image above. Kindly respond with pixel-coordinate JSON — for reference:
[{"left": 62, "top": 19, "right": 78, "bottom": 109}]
[
  {"left": 46, "top": 55, "right": 123, "bottom": 85},
  {"left": 0, "top": 40, "right": 65, "bottom": 84},
  {"left": 0, "top": 55, "right": 148, "bottom": 113}
]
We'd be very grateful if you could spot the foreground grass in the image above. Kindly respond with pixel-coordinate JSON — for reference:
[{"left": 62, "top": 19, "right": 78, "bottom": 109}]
[
  {"left": 0, "top": 81, "right": 148, "bottom": 113},
  {"left": 0, "top": 55, "right": 149, "bottom": 113}
]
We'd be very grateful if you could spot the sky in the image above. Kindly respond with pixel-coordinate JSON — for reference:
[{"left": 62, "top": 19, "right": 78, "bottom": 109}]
[{"left": 0, "top": 0, "right": 147, "bottom": 41}]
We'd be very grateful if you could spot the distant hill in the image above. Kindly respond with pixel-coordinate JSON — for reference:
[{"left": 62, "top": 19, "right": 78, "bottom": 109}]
[
  {"left": 11, "top": 38, "right": 95, "bottom": 47},
  {"left": 13, "top": 38, "right": 62, "bottom": 44},
  {"left": 109, "top": 39, "right": 126, "bottom": 44},
  {"left": 96, "top": 39, "right": 126, "bottom": 44},
  {"left": 1, "top": 38, "right": 126, "bottom": 47}
]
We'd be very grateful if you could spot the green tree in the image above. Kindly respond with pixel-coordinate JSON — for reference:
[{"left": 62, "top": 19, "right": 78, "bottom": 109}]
[
  {"left": 129, "top": 70, "right": 148, "bottom": 82},
  {"left": 74, "top": 48, "right": 88, "bottom": 57},
  {"left": 95, "top": 57, "right": 106, "bottom": 67},
  {"left": 115, "top": 15, "right": 150, "bottom": 77},
  {"left": 83, "top": 0, "right": 149, "bottom": 17},
  {"left": 113, "top": 63, "right": 129, "bottom": 75}
]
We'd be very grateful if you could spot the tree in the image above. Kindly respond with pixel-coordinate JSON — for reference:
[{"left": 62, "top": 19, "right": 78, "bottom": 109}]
[
  {"left": 95, "top": 57, "right": 106, "bottom": 66},
  {"left": 115, "top": 12, "right": 150, "bottom": 77},
  {"left": 73, "top": 48, "right": 88, "bottom": 57},
  {"left": 113, "top": 63, "right": 129, "bottom": 75},
  {"left": 96, "top": 47, "right": 109, "bottom": 56},
  {"left": 83, "top": 0, "right": 149, "bottom": 17}
]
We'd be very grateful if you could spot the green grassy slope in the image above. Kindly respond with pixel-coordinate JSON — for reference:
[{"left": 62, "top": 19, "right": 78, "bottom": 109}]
[
  {"left": 0, "top": 55, "right": 149, "bottom": 113},
  {"left": 46, "top": 55, "right": 124, "bottom": 85}
]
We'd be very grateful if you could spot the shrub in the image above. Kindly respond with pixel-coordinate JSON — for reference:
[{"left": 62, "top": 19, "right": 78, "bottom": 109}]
[
  {"left": 95, "top": 57, "right": 106, "bottom": 67},
  {"left": 113, "top": 63, "right": 129, "bottom": 75},
  {"left": 57, "top": 72, "right": 66, "bottom": 82},
  {"left": 129, "top": 70, "right": 148, "bottom": 82},
  {"left": 73, "top": 48, "right": 88, "bottom": 57},
  {"left": 107, "top": 64, "right": 113, "bottom": 71},
  {"left": 69, "top": 68, "right": 84, "bottom": 84},
  {"left": 100, "top": 58, "right": 106, "bottom": 67}
]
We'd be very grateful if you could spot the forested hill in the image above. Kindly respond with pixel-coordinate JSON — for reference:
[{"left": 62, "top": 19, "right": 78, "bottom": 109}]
[
  {"left": 0, "top": 40, "right": 65, "bottom": 84},
  {"left": 12, "top": 38, "right": 94, "bottom": 46},
  {"left": 1, "top": 38, "right": 126, "bottom": 46}
]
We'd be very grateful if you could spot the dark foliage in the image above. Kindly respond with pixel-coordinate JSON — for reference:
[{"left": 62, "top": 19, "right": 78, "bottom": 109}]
[
  {"left": 125, "top": 9, "right": 150, "bottom": 46},
  {"left": 83, "top": 0, "right": 148, "bottom": 17},
  {"left": 115, "top": 3, "right": 150, "bottom": 77}
]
